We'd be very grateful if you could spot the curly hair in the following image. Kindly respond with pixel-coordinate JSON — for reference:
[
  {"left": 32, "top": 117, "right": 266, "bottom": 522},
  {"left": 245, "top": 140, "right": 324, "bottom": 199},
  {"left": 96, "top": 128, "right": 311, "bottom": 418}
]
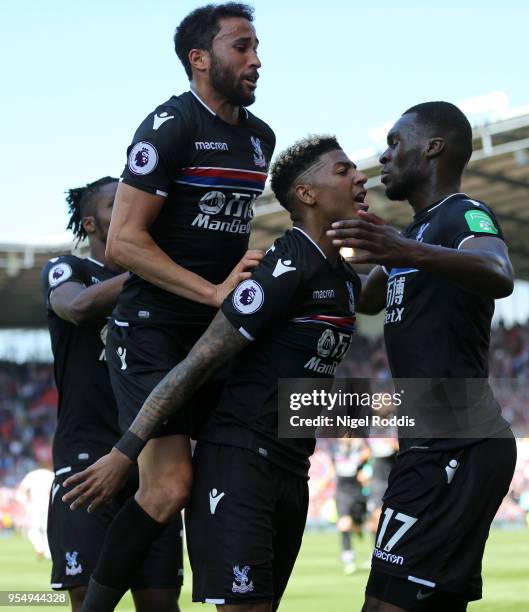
[
  {"left": 270, "top": 135, "right": 341, "bottom": 212},
  {"left": 66, "top": 176, "right": 117, "bottom": 245},
  {"left": 174, "top": 3, "right": 255, "bottom": 80}
]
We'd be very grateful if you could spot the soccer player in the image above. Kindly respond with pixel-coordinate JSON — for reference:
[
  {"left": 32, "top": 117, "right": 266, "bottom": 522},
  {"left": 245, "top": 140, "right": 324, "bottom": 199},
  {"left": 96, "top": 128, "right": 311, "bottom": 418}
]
[
  {"left": 328, "top": 102, "right": 517, "bottom": 611},
  {"left": 42, "top": 178, "right": 182, "bottom": 612},
  {"left": 63, "top": 4, "right": 274, "bottom": 610},
  {"left": 16, "top": 466, "right": 54, "bottom": 561},
  {"left": 62, "top": 135, "right": 368, "bottom": 611},
  {"left": 332, "top": 439, "right": 371, "bottom": 574}
]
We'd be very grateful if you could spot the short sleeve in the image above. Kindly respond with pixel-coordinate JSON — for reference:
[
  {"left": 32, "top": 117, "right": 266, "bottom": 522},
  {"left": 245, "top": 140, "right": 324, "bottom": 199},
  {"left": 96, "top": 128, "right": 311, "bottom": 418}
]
[
  {"left": 120, "top": 104, "right": 191, "bottom": 197},
  {"left": 440, "top": 199, "right": 504, "bottom": 249},
  {"left": 442, "top": 198, "right": 504, "bottom": 249},
  {"left": 221, "top": 243, "right": 304, "bottom": 341},
  {"left": 40, "top": 255, "right": 85, "bottom": 307}
]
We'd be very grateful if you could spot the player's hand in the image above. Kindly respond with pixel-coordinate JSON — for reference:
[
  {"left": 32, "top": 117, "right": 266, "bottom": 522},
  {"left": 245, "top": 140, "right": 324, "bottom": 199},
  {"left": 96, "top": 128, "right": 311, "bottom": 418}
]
[
  {"left": 213, "top": 249, "right": 264, "bottom": 307},
  {"left": 327, "top": 211, "right": 415, "bottom": 266},
  {"left": 61, "top": 448, "right": 133, "bottom": 513}
]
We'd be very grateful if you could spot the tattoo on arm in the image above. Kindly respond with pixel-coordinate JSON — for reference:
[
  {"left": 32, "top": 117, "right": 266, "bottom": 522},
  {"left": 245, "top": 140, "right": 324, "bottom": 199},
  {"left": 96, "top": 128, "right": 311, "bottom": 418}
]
[{"left": 129, "top": 311, "right": 249, "bottom": 441}]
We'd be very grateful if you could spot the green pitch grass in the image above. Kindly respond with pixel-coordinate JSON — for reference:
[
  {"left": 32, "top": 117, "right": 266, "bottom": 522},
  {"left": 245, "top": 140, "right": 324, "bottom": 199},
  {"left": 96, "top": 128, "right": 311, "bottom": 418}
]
[{"left": 1, "top": 529, "right": 528, "bottom": 611}]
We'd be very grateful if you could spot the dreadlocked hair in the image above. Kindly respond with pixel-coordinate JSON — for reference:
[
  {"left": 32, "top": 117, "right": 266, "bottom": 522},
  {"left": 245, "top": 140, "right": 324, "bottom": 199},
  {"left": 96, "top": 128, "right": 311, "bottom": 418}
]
[{"left": 66, "top": 176, "right": 118, "bottom": 245}]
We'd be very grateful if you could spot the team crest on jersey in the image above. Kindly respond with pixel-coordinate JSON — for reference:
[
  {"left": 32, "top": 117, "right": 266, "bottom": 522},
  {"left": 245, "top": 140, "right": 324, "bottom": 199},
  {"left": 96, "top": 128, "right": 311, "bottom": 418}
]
[
  {"left": 232, "top": 565, "right": 254, "bottom": 594},
  {"left": 416, "top": 223, "right": 430, "bottom": 242},
  {"left": 198, "top": 191, "right": 226, "bottom": 215},
  {"left": 250, "top": 136, "right": 266, "bottom": 168},
  {"left": 233, "top": 280, "right": 264, "bottom": 314},
  {"left": 65, "top": 551, "right": 83, "bottom": 576},
  {"left": 317, "top": 329, "right": 336, "bottom": 358},
  {"left": 48, "top": 262, "right": 72, "bottom": 287},
  {"left": 128, "top": 141, "right": 158, "bottom": 175}
]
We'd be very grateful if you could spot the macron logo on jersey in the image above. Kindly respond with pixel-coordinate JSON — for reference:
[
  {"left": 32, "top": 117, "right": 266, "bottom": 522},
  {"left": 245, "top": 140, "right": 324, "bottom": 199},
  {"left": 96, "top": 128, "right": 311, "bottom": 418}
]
[
  {"left": 195, "top": 141, "right": 229, "bottom": 151},
  {"left": 272, "top": 259, "right": 296, "bottom": 278},
  {"left": 153, "top": 112, "right": 174, "bottom": 130},
  {"left": 117, "top": 347, "right": 127, "bottom": 370},
  {"left": 209, "top": 489, "right": 225, "bottom": 514},
  {"left": 445, "top": 459, "right": 460, "bottom": 484}
]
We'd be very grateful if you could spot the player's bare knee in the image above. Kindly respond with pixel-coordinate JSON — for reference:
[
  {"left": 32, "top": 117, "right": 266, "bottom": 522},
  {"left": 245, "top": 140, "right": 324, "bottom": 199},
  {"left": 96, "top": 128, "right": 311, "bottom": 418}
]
[
  {"left": 162, "top": 482, "right": 191, "bottom": 515},
  {"left": 137, "top": 481, "right": 189, "bottom": 521},
  {"left": 337, "top": 515, "right": 353, "bottom": 531}
]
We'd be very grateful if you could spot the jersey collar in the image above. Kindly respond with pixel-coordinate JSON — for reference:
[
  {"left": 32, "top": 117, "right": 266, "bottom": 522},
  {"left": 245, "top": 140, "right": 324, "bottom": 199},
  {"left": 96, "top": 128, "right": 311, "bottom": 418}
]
[
  {"left": 86, "top": 257, "right": 104, "bottom": 267},
  {"left": 293, "top": 226, "right": 327, "bottom": 259},
  {"left": 414, "top": 192, "right": 469, "bottom": 220},
  {"left": 189, "top": 89, "right": 249, "bottom": 121}
]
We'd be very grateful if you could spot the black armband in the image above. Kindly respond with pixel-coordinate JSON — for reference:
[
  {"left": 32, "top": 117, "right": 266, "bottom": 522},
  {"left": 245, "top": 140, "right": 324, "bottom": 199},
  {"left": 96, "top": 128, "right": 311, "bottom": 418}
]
[{"left": 114, "top": 430, "right": 146, "bottom": 462}]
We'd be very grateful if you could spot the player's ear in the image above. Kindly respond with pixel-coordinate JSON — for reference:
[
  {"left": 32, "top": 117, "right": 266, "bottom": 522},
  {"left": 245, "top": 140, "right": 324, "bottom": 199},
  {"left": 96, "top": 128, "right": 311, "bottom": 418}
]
[
  {"left": 82, "top": 216, "right": 96, "bottom": 235},
  {"left": 189, "top": 48, "right": 209, "bottom": 74},
  {"left": 425, "top": 137, "right": 445, "bottom": 159},
  {"left": 294, "top": 183, "right": 316, "bottom": 207}
]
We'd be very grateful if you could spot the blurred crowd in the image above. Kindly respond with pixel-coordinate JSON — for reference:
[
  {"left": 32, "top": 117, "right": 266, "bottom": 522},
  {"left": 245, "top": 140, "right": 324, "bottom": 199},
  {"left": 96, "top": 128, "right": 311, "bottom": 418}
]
[
  {"left": 1, "top": 322, "right": 529, "bottom": 531},
  {"left": 0, "top": 362, "right": 55, "bottom": 487}
]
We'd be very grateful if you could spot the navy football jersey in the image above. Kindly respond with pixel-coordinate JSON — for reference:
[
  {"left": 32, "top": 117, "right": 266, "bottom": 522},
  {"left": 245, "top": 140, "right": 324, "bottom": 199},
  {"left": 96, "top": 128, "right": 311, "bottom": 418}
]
[
  {"left": 114, "top": 90, "right": 275, "bottom": 327},
  {"left": 384, "top": 193, "right": 504, "bottom": 378},
  {"left": 382, "top": 193, "right": 510, "bottom": 451},
  {"left": 41, "top": 255, "right": 121, "bottom": 469},
  {"left": 201, "top": 227, "right": 362, "bottom": 478}
]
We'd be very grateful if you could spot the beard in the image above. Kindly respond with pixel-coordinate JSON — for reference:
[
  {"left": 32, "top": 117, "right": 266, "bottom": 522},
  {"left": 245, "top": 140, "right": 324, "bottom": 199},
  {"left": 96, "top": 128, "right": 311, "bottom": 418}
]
[
  {"left": 209, "top": 53, "right": 256, "bottom": 107},
  {"left": 384, "top": 152, "right": 423, "bottom": 201},
  {"left": 93, "top": 215, "right": 109, "bottom": 244},
  {"left": 384, "top": 178, "right": 409, "bottom": 201}
]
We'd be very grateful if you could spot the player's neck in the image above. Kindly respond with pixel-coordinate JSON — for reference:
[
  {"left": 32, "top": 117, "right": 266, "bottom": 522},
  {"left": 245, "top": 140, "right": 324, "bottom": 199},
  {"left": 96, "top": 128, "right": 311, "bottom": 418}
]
[
  {"left": 295, "top": 222, "right": 340, "bottom": 264},
  {"left": 407, "top": 178, "right": 462, "bottom": 215},
  {"left": 89, "top": 240, "right": 119, "bottom": 271},
  {"left": 191, "top": 82, "right": 240, "bottom": 125}
]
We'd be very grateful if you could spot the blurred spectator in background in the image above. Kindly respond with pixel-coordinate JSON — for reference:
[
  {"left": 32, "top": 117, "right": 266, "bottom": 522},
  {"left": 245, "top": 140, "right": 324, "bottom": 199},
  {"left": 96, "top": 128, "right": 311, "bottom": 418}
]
[
  {"left": 331, "top": 438, "right": 371, "bottom": 574},
  {"left": 16, "top": 465, "right": 54, "bottom": 559}
]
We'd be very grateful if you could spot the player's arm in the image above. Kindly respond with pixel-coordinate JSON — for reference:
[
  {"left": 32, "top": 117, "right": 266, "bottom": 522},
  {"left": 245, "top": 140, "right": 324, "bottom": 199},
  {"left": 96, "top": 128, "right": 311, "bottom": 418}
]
[
  {"left": 127, "top": 310, "right": 248, "bottom": 443},
  {"left": 329, "top": 217, "right": 513, "bottom": 299},
  {"left": 412, "top": 235, "right": 513, "bottom": 297},
  {"left": 356, "top": 266, "right": 387, "bottom": 314},
  {"left": 49, "top": 275, "right": 128, "bottom": 326},
  {"left": 62, "top": 311, "right": 249, "bottom": 511},
  {"left": 337, "top": 210, "right": 387, "bottom": 314},
  {"left": 106, "top": 184, "right": 262, "bottom": 308}
]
